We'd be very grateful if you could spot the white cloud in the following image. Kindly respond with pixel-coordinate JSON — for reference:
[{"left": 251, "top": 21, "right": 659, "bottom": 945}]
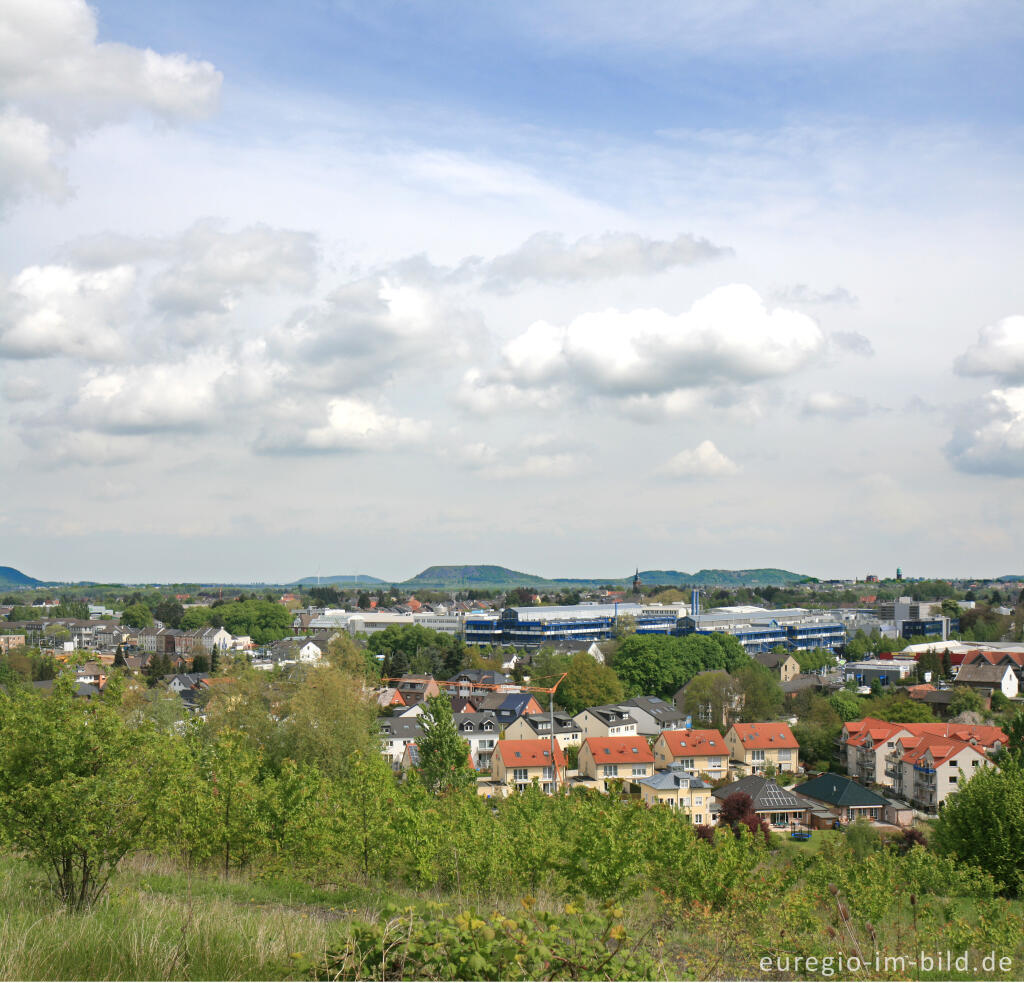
[
  {"left": 773, "top": 284, "right": 857, "bottom": 306},
  {"left": 289, "top": 397, "right": 430, "bottom": 453},
  {"left": 954, "top": 315, "right": 1024, "bottom": 383},
  {"left": 148, "top": 221, "right": 318, "bottom": 318},
  {"left": 946, "top": 387, "right": 1024, "bottom": 477},
  {"left": 802, "top": 391, "right": 870, "bottom": 419},
  {"left": 660, "top": 439, "right": 740, "bottom": 478},
  {"left": 464, "top": 284, "right": 824, "bottom": 413},
  {"left": 1, "top": 373, "right": 47, "bottom": 402},
  {"left": 472, "top": 230, "right": 729, "bottom": 290},
  {"left": 68, "top": 354, "right": 235, "bottom": 434},
  {"left": 0, "top": 0, "right": 221, "bottom": 206},
  {"left": 0, "top": 263, "right": 134, "bottom": 359}
]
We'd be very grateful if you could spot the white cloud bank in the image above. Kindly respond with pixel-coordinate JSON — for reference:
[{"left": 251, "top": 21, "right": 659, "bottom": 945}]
[
  {"left": 954, "top": 315, "right": 1024, "bottom": 384},
  {"left": 0, "top": 0, "right": 221, "bottom": 207}
]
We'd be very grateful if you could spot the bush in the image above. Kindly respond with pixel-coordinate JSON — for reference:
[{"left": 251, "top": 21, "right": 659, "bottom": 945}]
[{"left": 309, "top": 901, "right": 661, "bottom": 981}]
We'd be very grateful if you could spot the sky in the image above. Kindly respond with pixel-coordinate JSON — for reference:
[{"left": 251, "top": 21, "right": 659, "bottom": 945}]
[{"left": 1, "top": 0, "right": 1024, "bottom": 584}]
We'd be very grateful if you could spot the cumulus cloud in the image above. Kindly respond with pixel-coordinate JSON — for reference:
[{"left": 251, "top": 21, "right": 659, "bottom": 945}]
[
  {"left": 801, "top": 391, "right": 870, "bottom": 418},
  {"left": 946, "top": 387, "right": 1024, "bottom": 476},
  {"left": 462, "top": 284, "right": 824, "bottom": 415},
  {"left": 454, "top": 437, "right": 584, "bottom": 479},
  {"left": 0, "top": 263, "right": 134, "bottom": 360},
  {"left": 660, "top": 440, "right": 740, "bottom": 478},
  {"left": 0, "top": 0, "right": 221, "bottom": 207},
  {"left": 279, "top": 275, "right": 480, "bottom": 391},
  {"left": 148, "top": 221, "right": 318, "bottom": 318},
  {"left": 260, "top": 397, "right": 429, "bottom": 454},
  {"left": 67, "top": 355, "right": 236, "bottom": 434},
  {"left": 954, "top": 315, "right": 1024, "bottom": 383}
]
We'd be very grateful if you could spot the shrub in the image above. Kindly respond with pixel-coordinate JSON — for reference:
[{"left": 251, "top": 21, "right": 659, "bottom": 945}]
[{"left": 309, "top": 901, "right": 662, "bottom": 981}]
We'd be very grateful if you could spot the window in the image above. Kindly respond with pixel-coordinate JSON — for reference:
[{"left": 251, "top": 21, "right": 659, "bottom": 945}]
[
  {"left": 949, "top": 760, "right": 957, "bottom": 768},
  {"left": 949, "top": 775, "right": 957, "bottom": 784},
  {"left": 708, "top": 757, "right": 722, "bottom": 768},
  {"left": 695, "top": 796, "right": 703, "bottom": 806},
  {"left": 751, "top": 750, "right": 766, "bottom": 763},
  {"left": 680, "top": 757, "right": 695, "bottom": 769},
  {"left": 693, "top": 814, "right": 703, "bottom": 824},
  {"left": 602, "top": 764, "right": 618, "bottom": 778},
  {"left": 542, "top": 766, "right": 553, "bottom": 780},
  {"left": 512, "top": 768, "right": 529, "bottom": 782},
  {"left": 632, "top": 766, "right": 646, "bottom": 777},
  {"left": 778, "top": 750, "right": 792, "bottom": 762}
]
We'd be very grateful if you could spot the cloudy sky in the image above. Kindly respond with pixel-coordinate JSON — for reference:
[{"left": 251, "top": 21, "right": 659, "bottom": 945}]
[{"left": 1, "top": 0, "right": 1024, "bottom": 584}]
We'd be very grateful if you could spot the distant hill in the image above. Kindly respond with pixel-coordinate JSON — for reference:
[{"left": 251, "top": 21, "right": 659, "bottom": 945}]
[
  {"left": 399, "top": 564, "right": 809, "bottom": 590},
  {"left": 290, "top": 574, "right": 387, "bottom": 586},
  {"left": 404, "top": 565, "right": 553, "bottom": 589},
  {"left": 0, "top": 565, "right": 42, "bottom": 587}
]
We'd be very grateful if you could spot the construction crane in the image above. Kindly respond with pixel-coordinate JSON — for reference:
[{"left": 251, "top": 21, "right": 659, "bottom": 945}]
[{"left": 384, "top": 672, "right": 569, "bottom": 791}]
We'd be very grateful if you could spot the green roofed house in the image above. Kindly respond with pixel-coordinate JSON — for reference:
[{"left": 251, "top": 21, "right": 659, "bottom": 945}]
[{"left": 795, "top": 773, "right": 890, "bottom": 824}]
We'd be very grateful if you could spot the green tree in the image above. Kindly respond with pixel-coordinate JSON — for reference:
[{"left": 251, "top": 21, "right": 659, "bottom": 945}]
[
  {"left": 557, "top": 652, "right": 624, "bottom": 715},
  {"left": 933, "top": 757, "right": 1024, "bottom": 896},
  {"left": 948, "top": 685, "right": 985, "bottom": 717},
  {"left": 154, "top": 599, "right": 185, "bottom": 628},
  {"left": 120, "top": 603, "right": 153, "bottom": 629},
  {"left": 0, "top": 677, "right": 173, "bottom": 907},
  {"left": 829, "top": 689, "right": 863, "bottom": 721},
  {"left": 681, "top": 670, "right": 740, "bottom": 727},
  {"left": 735, "top": 663, "right": 783, "bottom": 722},
  {"left": 416, "top": 694, "right": 475, "bottom": 795}
]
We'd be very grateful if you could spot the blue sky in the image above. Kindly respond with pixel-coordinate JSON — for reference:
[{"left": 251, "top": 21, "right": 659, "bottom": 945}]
[{"left": 1, "top": 0, "right": 1023, "bottom": 582}]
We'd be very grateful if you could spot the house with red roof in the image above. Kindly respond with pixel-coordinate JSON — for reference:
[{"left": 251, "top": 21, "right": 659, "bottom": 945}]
[
  {"left": 841, "top": 718, "right": 1007, "bottom": 787},
  {"left": 491, "top": 739, "right": 566, "bottom": 794},
  {"left": 724, "top": 722, "right": 799, "bottom": 775},
  {"left": 652, "top": 729, "right": 729, "bottom": 781},
  {"left": 578, "top": 736, "right": 655, "bottom": 789},
  {"left": 887, "top": 733, "right": 995, "bottom": 813}
]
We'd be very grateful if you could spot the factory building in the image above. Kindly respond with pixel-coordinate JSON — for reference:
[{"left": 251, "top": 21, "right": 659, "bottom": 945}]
[
  {"left": 464, "top": 603, "right": 684, "bottom": 646},
  {"left": 675, "top": 606, "right": 846, "bottom": 654}
]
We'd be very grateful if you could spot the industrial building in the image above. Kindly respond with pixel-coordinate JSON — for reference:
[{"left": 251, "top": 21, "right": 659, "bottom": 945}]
[
  {"left": 675, "top": 606, "right": 846, "bottom": 654},
  {"left": 463, "top": 603, "right": 684, "bottom": 646}
]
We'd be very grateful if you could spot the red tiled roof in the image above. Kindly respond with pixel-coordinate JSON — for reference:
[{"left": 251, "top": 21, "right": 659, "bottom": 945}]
[
  {"left": 845, "top": 718, "right": 1006, "bottom": 750},
  {"left": 659, "top": 729, "right": 726, "bottom": 756},
  {"left": 730, "top": 722, "right": 799, "bottom": 749},
  {"left": 495, "top": 739, "right": 566, "bottom": 768},
  {"left": 900, "top": 734, "right": 991, "bottom": 769},
  {"left": 583, "top": 736, "right": 655, "bottom": 763}
]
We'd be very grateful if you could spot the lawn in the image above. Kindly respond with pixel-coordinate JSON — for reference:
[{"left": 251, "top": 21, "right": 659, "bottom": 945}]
[{"left": 771, "top": 828, "right": 845, "bottom": 854}]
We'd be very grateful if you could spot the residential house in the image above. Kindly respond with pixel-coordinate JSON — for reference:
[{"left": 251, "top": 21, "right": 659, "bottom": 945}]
[
  {"left": 376, "top": 686, "right": 406, "bottom": 710},
  {"left": 394, "top": 674, "right": 442, "bottom": 706},
  {"left": 841, "top": 718, "right": 1007, "bottom": 788},
  {"left": 958, "top": 649, "right": 1024, "bottom": 690},
  {"left": 166, "top": 672, "right": 210, "bottom": 695},
  {"left": 181, "top": 626, "right": 233, "bottom": 655},
  {"left": 753, "top": 651, "right": 801, "bottom": 683},
  {"left": 653, "top": 729, "right": 729, "bottom": 781},
  {"left": 795, "top": 773, "right": 890, "bottom": 823},
  {"left": 454, "top": 711, "right": 500, "bottom": 769},
  {"left": 615, "top": 695, "right": 687, "bottom": 736},
  {"left": 953, "top": 662, "right": 1019, "bottom": 701},
  {"left": 491, "top": 739, "right": 566, "bottom": 794},
  {"left": 724, "top": 723, "right": 800, "bottom": 775},
  {"left": 637, "top": 766, "right": 713, "bottom": 823},
  {"left": 504, "top": 710, "right": 583, "bottom": 749},
  {"left": 886, "top": 733, "right": 995, "bottom": 813},
  {"left": 379, "top": 716, "right": 423, "bottom": 769},
  {"left": 473, "top": 691, "right": 544, "bottom": 725},
  {"left": 712, "top": 775, "right": 806, "bottom": 826},
  {"left": 574, "top": 705, "right": 638, "bottom": 739},
  {"left": 444, "top": 669, "right": 516, "bottom": 697},
  {"left": 0, "top": 634, "right": 26, "bottom": 653},
  {"left": 577, "top": 735, "right": 655, "bottom": 789}
]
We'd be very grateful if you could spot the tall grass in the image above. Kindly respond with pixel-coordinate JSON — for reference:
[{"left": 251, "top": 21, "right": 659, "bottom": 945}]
[{"left": 0, "top": 854, "right": 363, "bottom": 981}]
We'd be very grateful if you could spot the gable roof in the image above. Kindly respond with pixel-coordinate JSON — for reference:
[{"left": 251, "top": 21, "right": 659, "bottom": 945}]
[
  {"left": 796, "top": 773, "right": 890, "bottom": 809},
  {"left": 843, "top": 718, "right": 1007, "bottom": 750},
  {"left": 729, "top": 722, "right": 799, "bottom": 750},
  {"left": 582, "top": 736, "right": 655, "bottom": 763},
  {"left": 955, "top": 663, "right": 1012, "bottom": 685},
  {"left": 495, "top": 739, "right": 566, "bottom": 769},
  {"left": 658, "top": 729, "right": 726, "bottom": 756},
  {"left": 638, "top": 768, "right": 712, "bottom": 792},
  {"left": 753, "top": 651, "right": 793, "bottom": 670},
  {"left": 899, "top": 733, "right": 991, "bottom": 769},
  {"left": 617, "top": 695, "right": 687, "bottom": 724}
]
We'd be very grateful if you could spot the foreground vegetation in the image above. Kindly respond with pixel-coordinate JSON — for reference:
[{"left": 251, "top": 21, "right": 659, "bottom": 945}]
[{"left": 1, "top": 647, "right": 1024, "bottom": 980}]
